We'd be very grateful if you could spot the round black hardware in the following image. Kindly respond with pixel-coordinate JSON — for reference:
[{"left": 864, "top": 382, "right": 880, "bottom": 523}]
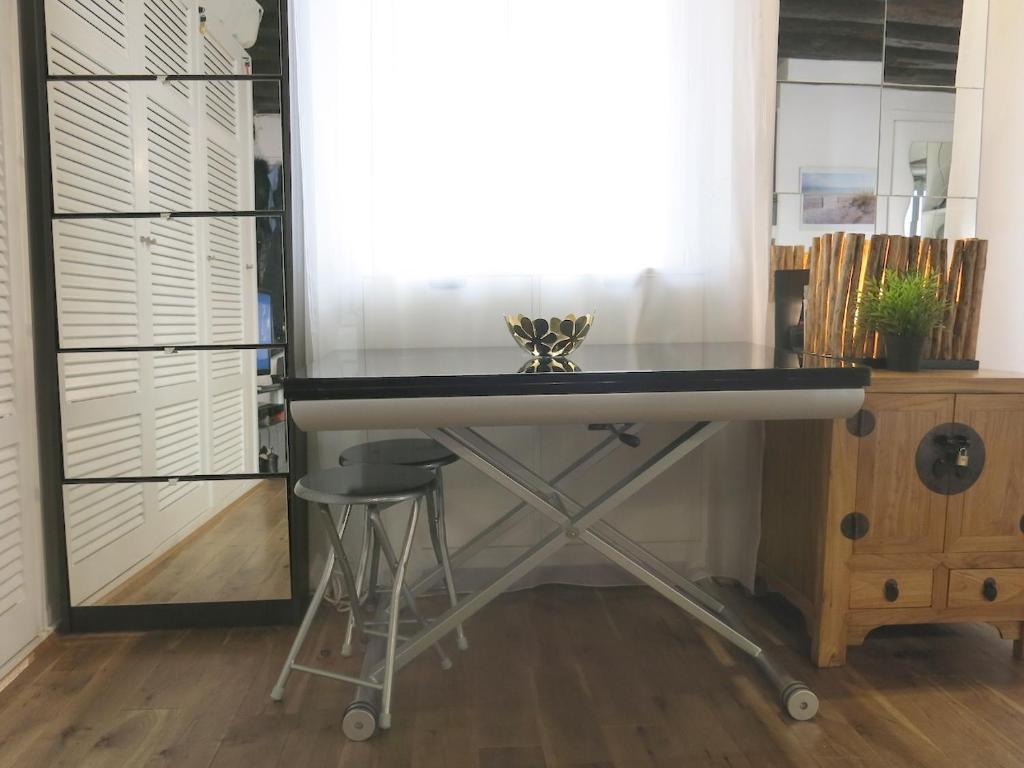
[
  {"left": 983, "top": 577, "right": 999, "bottom": 602},
  {"left": 846, "top": 409, "right": 876, "bottom": 438},
  {"left": 1019, "top": 515, "right": 1024, "bottom": 535},
  {"left": 884, "top": 579, "right": 900, "bottom": 603},
  {"left": 915, "top": 423, "right": 985, "bottom": 495},
  {"left": 841, "top": 512, "right": 870, "bottom": 541}
]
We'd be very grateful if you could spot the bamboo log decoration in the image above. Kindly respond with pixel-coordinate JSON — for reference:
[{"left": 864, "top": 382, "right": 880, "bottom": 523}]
[
  {"left": 827, "top": 232, "right": 857, "bottom": 356},
  {"left": 854, "top": 235, "right": 883, "bottom": 358},
  {"left": 964, "top": 239, "right": 988, "bottom": 360},
  {"left": 953, "top": 240, "right": 979, "bottom": 360},
  {"left": 841, "top": 234, "right": 866, "bottom": 358},
  {"left": 807, "top": 237, "right": 823, "bottom": 353},
  {"left": 938, "top": 240, "right": 965, "bottom": 360}
]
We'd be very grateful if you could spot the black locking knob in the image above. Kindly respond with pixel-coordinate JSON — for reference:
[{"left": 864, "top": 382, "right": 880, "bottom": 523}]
[
  {"left": 884, "top": 579, "right": 900, "bottom": 603},
  {"left": 983, "top": 577, "right": 999, "bottom": 602}
]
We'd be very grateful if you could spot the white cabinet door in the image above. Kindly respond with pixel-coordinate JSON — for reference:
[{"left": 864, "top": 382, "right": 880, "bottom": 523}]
[{"left": 0, "top": 3, "right": 46, "bottom": 668}]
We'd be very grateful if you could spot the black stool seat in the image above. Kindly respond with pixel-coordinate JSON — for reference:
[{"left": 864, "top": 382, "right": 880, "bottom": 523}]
[
  {"left": 340, "top": 438, "right": 457, "bottom": 469},
  {"left": 295, "top": 465, "right": 436, "bottom": 506}
]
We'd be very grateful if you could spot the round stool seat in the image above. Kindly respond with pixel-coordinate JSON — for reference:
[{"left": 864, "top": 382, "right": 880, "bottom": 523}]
[
  {"left": 295, "top": 465, "right": 436, "bottom": 506},
  {"left": 340, "top": 438, "right": 457, "bottom": 469}
]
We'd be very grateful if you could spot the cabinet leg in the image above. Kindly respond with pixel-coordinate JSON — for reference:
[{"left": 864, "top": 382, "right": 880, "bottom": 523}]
[
  {"left": 1013, "top": 638, "right": 1023, "bottom": 661},
  {"left": 812, "top": 618, "right": 848, "bottom": 668}
]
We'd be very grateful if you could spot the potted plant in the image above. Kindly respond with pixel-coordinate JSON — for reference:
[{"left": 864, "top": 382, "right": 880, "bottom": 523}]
[{"left": 858, "top": 269, "right": 948, "bottom": 372}]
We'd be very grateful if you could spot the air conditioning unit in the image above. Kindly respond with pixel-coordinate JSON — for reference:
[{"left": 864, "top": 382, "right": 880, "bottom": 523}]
[{"left": 201, "top": 0, "right": 265, "bottom": 49}]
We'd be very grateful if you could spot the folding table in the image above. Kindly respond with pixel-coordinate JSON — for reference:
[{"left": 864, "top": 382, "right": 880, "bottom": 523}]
[{"left": 285, "top": 342, "right": 869, "bottom": 737}]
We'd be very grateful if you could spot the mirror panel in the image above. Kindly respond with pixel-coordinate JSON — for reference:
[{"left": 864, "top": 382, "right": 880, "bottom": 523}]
[
  {"left": 47, "top": 79, "right": 283, "bottom": 214},
  {"left": 878, "top": 195, "right": 978, "bottom": 239},
  {"left": 59, "top": 349, "right": 288, "bottom": 479},
  {"left": 773, "top": 193, "right": 877, "bottom": 247},
  {"left": 53, "top": 216, "right": 286, "bottom": 348},
  {"left": 45, "top": 0, "right": 283, "bottom": 76},
  {"left": 778, "top": 0, "right": 885, "bottom": 84},
  {"left": 775, "top": 83, "right": 881, "bottom": 195},
  {"left": 877, "top": 86, "right": 982, "bottom": 198},
  {"left": 778, "top": 0, "right": 988, "bottom": 88},
  {"left": 65, "top": 477, "right": 289, "bottom": 606}
]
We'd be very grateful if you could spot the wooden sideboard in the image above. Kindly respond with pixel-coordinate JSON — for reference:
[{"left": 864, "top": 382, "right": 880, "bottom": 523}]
[{"left": 759, "top": 369, "right": 1024, "bottom": 667}]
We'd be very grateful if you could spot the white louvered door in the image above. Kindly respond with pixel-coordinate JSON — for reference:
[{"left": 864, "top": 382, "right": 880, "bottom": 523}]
[
  {"left": 0, "top": 3, "right": 46, "bottom": 667},
  {"left": 47, "top": 4, "right": 260, "bottom": 603}
]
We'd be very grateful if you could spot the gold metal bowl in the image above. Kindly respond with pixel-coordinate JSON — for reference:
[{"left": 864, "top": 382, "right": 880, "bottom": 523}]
[{"left": 504, "top": 313, "right": 594, "bottom": 357}]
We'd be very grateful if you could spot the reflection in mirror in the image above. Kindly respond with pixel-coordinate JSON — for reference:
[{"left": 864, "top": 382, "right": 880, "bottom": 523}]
[
  {"left": 774, "top": 83, "right": 881, "bottom": 195},
  {"left": 58, "top": 349, "right": 288, "bottom": 479},
  {"left": 777, "top": 0, "right": 885, "bottom": 84},
  {"left": 877, "top": 196, "right": 977, "bottom": 239},
  {"left": 53, "top": 217, "right": 286, "bottom": 348},
  {"left": 45, "top": 0, "right": 283, "bottom": 76},
  {"left": 909, "top": 141, "right": 952, "bottom": 197},
  {"left": 65, "top": 478, "right": 289, "bottom": 606},
  {"left": 884, "top": 0, "right": 964, "bottom": 87},
  {"left": 47, "top": 79, "right": 283, "bottom": 214},
  {"left": 773, "top": 193, "right": 877, "bottom": 248},
  {"left": 877, "top": 86, "right": 981, "bottom": 198},
  {"left": 778, "top": 0, "right": 988, "bottom": 88}
]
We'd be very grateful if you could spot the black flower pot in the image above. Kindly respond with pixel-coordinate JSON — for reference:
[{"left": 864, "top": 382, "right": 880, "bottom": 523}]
[{"left": 883, "top": 333, "right": 926, "bottom": 372}]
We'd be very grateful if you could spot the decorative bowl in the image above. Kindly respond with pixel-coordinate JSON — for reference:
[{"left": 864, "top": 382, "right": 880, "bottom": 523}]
[{"left": 504, "top": 313, "right": 594, "bottom": 357}]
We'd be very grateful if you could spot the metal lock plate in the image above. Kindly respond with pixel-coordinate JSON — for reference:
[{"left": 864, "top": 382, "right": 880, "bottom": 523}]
[{"left": 915, "top": 423, "right": 985, "bottom": 495}]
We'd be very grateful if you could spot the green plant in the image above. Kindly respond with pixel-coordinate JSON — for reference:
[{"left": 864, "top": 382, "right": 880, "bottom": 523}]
[{"left": 858, "top": 269, "right": 948, "bottom": 337}]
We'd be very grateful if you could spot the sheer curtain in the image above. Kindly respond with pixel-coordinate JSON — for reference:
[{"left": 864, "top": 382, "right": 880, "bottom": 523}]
[{"left": 292, "top": 0, "right": 779, "bottom": 587}]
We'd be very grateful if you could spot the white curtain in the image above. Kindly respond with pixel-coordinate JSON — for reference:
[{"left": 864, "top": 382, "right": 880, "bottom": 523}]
[{"left": 292, "top": 0, "right": 779, "bottom": 587}]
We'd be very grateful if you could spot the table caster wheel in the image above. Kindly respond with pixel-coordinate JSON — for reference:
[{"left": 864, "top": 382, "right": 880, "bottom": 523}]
[
  {"left": 781, "top": 682, "right": 819, "bottom": 721},
  {"left": 342, "top": 701, "right": 378, "bottom": 741}
]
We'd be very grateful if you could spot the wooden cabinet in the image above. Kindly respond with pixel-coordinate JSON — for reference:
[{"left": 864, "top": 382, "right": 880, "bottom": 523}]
[{"left": 759, "top": 370, "right": 1024, "bottom": 667}]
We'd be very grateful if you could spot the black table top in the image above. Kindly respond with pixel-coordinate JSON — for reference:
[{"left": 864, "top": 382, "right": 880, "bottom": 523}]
[{"left": 284, "top": 342, "right": 869, "bottom": 401}]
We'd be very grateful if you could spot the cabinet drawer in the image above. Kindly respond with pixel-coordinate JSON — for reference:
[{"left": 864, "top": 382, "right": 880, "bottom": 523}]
[
  {"left": 947, "top": 569, "right": 1024, "bottom": 608},
  {"left": 849, "top": 570, "right": 933, "bottom": 609}
]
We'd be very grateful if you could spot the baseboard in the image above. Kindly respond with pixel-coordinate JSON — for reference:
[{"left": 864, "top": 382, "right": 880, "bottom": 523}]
[{"left": 0, "top": 628, "right": 58, "bottom": 695}]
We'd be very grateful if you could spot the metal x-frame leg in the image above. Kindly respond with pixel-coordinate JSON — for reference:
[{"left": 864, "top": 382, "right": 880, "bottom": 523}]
[{"left": 349, "top": 420, "right": 819, "bottom": 727}]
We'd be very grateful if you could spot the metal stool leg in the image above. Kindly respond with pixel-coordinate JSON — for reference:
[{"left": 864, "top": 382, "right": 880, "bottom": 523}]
[
  {"left": 379, "top": 497, "right": 421, "bottom": 730},
  {"left": 342, "top": 517, "right": 374, "bottom": 657},
  {"left": 432, "top": 470, "right": 468, "bottom": 650},
  {"left": 368, "top": 506, "right": 452, "bottom": 671},
  {"left": 271, "top": 503, "right": 355, "bottom": 701},
  {"left": 318, "top": 504, "right": 367, "bottom": 638}
]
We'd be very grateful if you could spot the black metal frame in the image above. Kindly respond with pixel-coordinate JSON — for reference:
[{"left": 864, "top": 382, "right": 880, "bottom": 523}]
[{"left": 18, "top": 0, "right": 308, "bottom": 631}]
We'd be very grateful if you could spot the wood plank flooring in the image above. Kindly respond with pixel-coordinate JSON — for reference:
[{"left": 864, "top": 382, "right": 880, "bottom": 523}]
[
  {"left": 5, "top": 584, "right": 1024, "bottom": 767},
  {"left": 100, "top": 481, "right": 290, "bottom": 605}
]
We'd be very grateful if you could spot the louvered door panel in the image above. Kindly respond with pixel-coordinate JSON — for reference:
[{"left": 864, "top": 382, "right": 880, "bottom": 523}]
[
  {"left": 146, "top": 88, "right": 196, "bottom": 211},
  {"left": 61, "top": 352, "right": 141, "bottom": 402},
  {"left": 143, "top": 0, "right": 192, "bottom": 87},
  {"left": 210, "top": 388, "right": 245, "bottom": 474},
  {"left": 65, "top": 415, "right": 144, "bottom": 479},
  {"left": 48, "top": 80, "right": 134, "bottom": 214},
  {"left": 206, "top": 217, "right": 245, "bottom": 343},
  {"left": 0, "top": 449, "right": 25, "bottom": 622},
  {"left": 46, "top": 0, "right": 131, "bottom": 75},
  {"left": 150, "top": 217, "right": 199, "bottom": 345},
  {"left": 53, "top": 219, "right": 139, "bottom": 347},
  {"left": 63, "top": 482, "right": 147, "bottom": 604}
]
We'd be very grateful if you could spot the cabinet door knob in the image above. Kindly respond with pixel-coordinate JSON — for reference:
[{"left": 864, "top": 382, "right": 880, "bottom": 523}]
[
  {"left": 884, "top": 579, "right": 900, "bottom": 603},
  {"left": 983, "top": 577, "right": 999, "bottom": 602}
]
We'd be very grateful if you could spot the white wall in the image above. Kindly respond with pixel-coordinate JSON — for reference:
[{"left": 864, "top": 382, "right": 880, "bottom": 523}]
[{"left": 976, "top": 0, "right": 1024, "bottom": 372}]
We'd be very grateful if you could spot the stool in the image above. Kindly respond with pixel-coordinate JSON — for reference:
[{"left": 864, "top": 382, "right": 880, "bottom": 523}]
[
  {"left": 270, "top": 465, "right": 452, "bottom": 731},
  {"left": 339, "top": 438, "right": 468, "bottom": 652}
]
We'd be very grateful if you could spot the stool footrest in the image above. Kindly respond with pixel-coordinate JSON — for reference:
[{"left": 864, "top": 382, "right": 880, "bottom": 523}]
[{"left": 290, "top": 663, "right": 384, "bottom": 690}]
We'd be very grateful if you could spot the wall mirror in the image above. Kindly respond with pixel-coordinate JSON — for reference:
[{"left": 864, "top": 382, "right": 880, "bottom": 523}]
[
  {"left": 45, "top": 0, "right": 283, "bottom": 76},
  {"left": 773, "top": 0, "right": 988, "bottom": 248},
  {"left": 39, "top": 0, "right": 297, "bottom": 626},
  {"left": 47, "top": 79, "right": 283, "bottom": 214},
  {"left": 53, "top": 215, "right": 286, "bottom": 348},
  {"left": 58, "top": 348, "right": 287, "bottom": 479},
  {"left": 65, "top": 477, "right": 289, "bottom": 606}
]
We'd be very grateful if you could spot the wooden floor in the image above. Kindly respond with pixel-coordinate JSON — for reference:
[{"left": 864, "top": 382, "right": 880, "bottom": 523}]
[
  {"left": 5, "top": 584, "right": 1024, "bottom": 767},
  {"left": 101, "top": 481, "right": 290, "bottom": 605}
]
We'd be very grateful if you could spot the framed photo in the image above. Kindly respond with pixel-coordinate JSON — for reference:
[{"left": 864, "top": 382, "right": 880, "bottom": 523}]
[{"left": 799, "top": 168, "right": 877, "bottom": 229}]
